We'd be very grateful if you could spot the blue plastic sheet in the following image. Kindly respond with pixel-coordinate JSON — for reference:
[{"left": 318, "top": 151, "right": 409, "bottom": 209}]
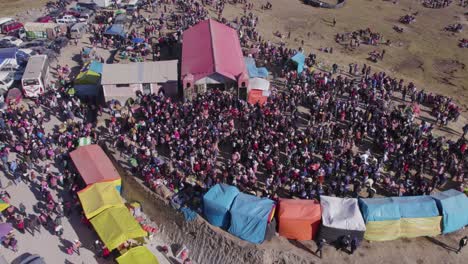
[
  {"left": 245, "top": 57, "right": 268, "bottom": 78},
  {"left": 181, "top": 207, "right": 197, "bottom": 222},
  {"left": 228, "top": 193, "right": 274, "bottom": 244},
  {"left": 290, "top": 52, "right": 305, "bottom": 74},
  {"left": 203, "top": 184, "right": 240, "bottom": 229},
  {"left": 359, "top": 196, "right": 440, "bottom": 222},
  {"left": 432, "top": 189, "right": 468, "bottom": 234}
]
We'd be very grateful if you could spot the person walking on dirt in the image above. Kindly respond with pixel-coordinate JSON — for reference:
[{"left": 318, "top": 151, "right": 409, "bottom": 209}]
[
  {"left": 315, "top": 238, "right": 326, "bottom": 258},
  {"left": 333, "top": 18, "right": 336, "bottom": 27},
  {"left": 457, "top": 236, "right": 468, "bottom": 254}
]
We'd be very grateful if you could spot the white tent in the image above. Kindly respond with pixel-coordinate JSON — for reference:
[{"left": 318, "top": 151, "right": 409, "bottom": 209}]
[
  {"left": 318, "top": 196, "right": 366, "bottom": 243},
  {"left": 248, "top": 77, "right": 270, "bottom": 92}
]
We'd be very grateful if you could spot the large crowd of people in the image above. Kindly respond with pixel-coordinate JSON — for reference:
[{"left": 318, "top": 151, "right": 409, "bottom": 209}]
[{"left": 0, "top": 0, "right": 467, "bottom": 259}]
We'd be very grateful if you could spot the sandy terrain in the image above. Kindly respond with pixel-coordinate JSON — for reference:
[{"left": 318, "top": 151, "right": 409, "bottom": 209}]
[{"left": 219, "top": 0, "right": 468, "bottom": 110}]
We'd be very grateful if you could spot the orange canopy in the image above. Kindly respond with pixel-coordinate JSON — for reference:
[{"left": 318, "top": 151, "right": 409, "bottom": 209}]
[
  {"left": 70, "top": 145, "right": 121, "bottom": 185},
  {"left": 248, "top": 89, "right": 267, "bottom": 106},
  {"left": 278, "top": 199, "right": 322, "bottom": 241}
]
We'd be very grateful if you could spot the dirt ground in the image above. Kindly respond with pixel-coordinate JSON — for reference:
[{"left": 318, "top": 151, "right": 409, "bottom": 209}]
[
  {"left": 220, "top": 0, "right": 468, "bottom": 110},
  {"left": 0, "top": 0, "right": 50, "bottom": 16}
]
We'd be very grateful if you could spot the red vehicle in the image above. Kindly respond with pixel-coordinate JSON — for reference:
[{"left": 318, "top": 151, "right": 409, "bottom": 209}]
[
  {"left": 64, "top": 10, "right": 81, "bottom": 18},
  {"left": 36, "top": 16, "right": 53, "bottom": 23},
  {"left": 1, "top": 21, "right": 23, "bottom": 34}
]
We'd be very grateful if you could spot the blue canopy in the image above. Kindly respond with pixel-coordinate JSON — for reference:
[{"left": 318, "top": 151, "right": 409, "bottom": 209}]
[
  {"left": 104, "top": 24, "right": 125, "bottom": 37},
  {"left": 89, "top": 60, "right": 103, "bottom": 74},
  {"left": 245, "top": 57, "right": 268, "bottom": 78},
  {"left": 132, "top": 37, "right": 145, "bottom": 44},
  {"left": 228, "top": 193, "right": 274, "bottom": 244},
  {"left": 203, "top": 184, "right": 240, "bottom": 229},
  {"left": 359, "top": 196, "right": 440, "bottom": 222},
  {"left": 432, "top": 189, "right": 468, "bottom": 234},
  {"left": 290, "top": 52, "right": 305, "bottom": 74}
]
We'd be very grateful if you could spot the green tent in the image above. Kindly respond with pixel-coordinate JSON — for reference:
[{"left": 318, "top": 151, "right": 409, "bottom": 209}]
[{"left": 75, "top": 70, "right": 101, "bottom": 85}]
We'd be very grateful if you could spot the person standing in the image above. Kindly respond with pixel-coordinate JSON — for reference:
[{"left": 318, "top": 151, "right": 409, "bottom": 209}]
[
  {"left": 333, "top": 18, "right": 336, "bottom": 27},
  {"left": 350, "top": 237, "right": 359, "bottom": 254},
  {"left": 315, "top": 238, "right": 326, "bottom": 259},
  {"left": 457, "top": 236, "right": 468, "bottom": 254}
]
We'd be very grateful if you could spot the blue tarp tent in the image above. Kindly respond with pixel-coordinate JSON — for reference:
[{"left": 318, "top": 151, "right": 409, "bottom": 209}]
[
  {"left": 360, "top": 196, "right": 440, "bottom": 222},
  {"left": 228, "top": 193, "right": 274, "bottom": 244},
  {"left": 104, "top": 24, "right": 125, "bottom": 37},
  {"left": 203, "top": 184, "right": 240, "bottom": 228},
  {"left": 432, "top": 189, "right": 468, "bottom": 234},
  {"left": 244, "top": 57, "right": 268, "bottom": 78},
  {"left": 359, "top": 197, "right": 400, "bottom": 222},
  {"left": 89, "top": 60, "right": 103, "bottom": 74},
  {"left": 290, "top": 52, "right": 305, "bottom": 74}
]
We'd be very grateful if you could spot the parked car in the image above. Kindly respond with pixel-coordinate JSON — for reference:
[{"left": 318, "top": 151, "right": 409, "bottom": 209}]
[
  {"left": 64, "top": 10, "right": 81, "bottom": 18},
  {"left": 0, "top": 72, "right": 14, "bottom": 92},
  {"left": 0, "top": 36, "right": 23, "bottom": 47},
  {"left": 56, "top": 15, "right": 77, "bottom": 24},
  {"left": 19, "top": 39, "right": 49, "bottom": 49},
  {"left": 36, "top": 16, "right": 54, "bottom": 23},
  {"left": 1, "top": 21, "right": 24, "bottom": 35},
  {"left": 0, "top": 40, "right": 16, "bottom": 48},
  {"left": 18, "top": 254, "right": 46, "bottom": 264},
  {"left": 0, "top": 63, "right": 25, "bottom": 81},
  {"left": 78, "top": 10, "right": 95, "bottom": 23},
  {"left": 48, "top": 9, "right": 63, "bottom": 19},
  {"left": 76, "top": 2, "right": 100, "bottom": 11}
]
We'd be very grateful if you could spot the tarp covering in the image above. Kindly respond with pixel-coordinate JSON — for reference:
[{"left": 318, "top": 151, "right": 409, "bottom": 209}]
[
  {"left": 70, "top": 145, "right": 121, "bottom": 186},
  {"left": 90, "top": 205, "right": 147, "bottom": 250},
  {"left": 181, "top": 19, "right": 248, "bottom": 83},
  {"left": 245, "top": 57, "right": 268, "bottom": 78},
  {"left": 248, "top": 90, "right": 268, "bottom": 106},
  {"left": 320, "top": 196, "right": 366, "bottom": 231},
  {"left": 290, "top": 52, "right": 305, "bottom": 74},
  {"left": 75, "top": 62, "right": 101, "bottom": 85},
  {"left": 248, "top": 77, "right": 270, "bottom": 92},
  {"left": 359, "top": 196, "right": 440, "bottom": 222},
  {"left": 228, "top": 193, "right": 274, "bottom": 244},
  {"left": 278, "top": 199, "right": 322, "bottom": 241},
  {"left": 364, "top": 217, "right": 442, "bottom": 241},
  {"left": 77, "top": 181, "right": 123, "bottom": 219},
  {"left": 116, "top": 246, "right": 159, "bottom": 264},
  {"left": 432, "top": 189, "right": 468, "bottom": 234},
  {"left": 359, "top": 196, "right": 441, "bottom": 241},
  {"left": 203, "top": 184, "right": 240, "bottom": 228},
  {"left": 104, "top": 24, "right": 125, "bottom": 37},
  {"left": 0, "top": 201, "right": 9, "bottom": 212}
]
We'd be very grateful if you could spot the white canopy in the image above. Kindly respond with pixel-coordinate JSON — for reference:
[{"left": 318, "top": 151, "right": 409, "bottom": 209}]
[
  {"left": 320, "top": 196, "right": 366, "bottom": 231},
  {"left": 248, "top": 77, "right": 270, "bottom": 91}
]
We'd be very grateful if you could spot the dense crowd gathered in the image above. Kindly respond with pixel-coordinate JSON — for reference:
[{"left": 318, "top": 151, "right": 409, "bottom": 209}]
[{"left": 0, "top": 0, "right": 467, "bottom": 258}]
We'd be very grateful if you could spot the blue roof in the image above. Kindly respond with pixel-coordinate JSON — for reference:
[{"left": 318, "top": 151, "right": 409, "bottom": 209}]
[
  {"left": 359, "top": 196, "right": 440, "bottom": 222},
  {"left": 245, "top": 57, "right": 268, "bottom": 78},
  {"left": 89, "top": 61, "right": 103, "bottom": 74},
  {"left": 0, "top": 48, "right": 17, "bottom": 59},
  {"left": 290, "top": 52, "right": 305, "bottom": 74},
  {"left": 203, "top": 184, "right": 240, "bottom": 229},
  {"left": 0, "top": 48, "right": 18, "bottom": 61},
  {"left": 228, "top": 193, "right": 274, "bottom": 244},
  {"left": 432, "top": 190, "right": 468, "bottom": 234}
]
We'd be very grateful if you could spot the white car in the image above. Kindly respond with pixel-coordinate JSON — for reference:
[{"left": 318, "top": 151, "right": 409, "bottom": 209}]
[
  {"left": 0, "top": 36, "right": 23, "bottom": 47},
  {"left": 0, "top": 72, "right": 14, "bottom": 92},
  {"left": 56, "top": 15, "right": 77, "bottom": 24}
]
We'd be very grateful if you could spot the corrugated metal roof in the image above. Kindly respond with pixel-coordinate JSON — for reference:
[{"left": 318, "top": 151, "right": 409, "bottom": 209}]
[{"left": 101, "top": 60, "right": 178, "bottom": 85}]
